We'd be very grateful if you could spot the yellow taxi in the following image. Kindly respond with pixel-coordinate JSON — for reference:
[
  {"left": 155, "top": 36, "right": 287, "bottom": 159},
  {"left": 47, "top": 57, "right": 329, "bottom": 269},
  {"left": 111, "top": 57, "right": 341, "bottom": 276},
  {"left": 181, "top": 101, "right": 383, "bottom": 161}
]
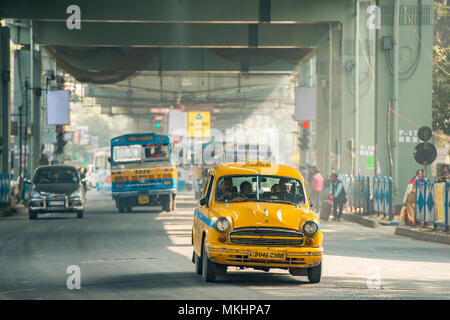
[{"left": 191, "top": 162, "right": 323, "bottom": 283}]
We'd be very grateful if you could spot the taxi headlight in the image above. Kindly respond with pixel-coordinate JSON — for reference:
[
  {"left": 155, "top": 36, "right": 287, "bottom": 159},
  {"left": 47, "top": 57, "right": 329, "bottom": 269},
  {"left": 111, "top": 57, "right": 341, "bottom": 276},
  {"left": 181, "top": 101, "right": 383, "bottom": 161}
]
[
  {"left": 302, "top": 221, "right": 318, "bottom": 236},
  {"left": 215, "top": 217, "right": 230, "bottom": 233}
]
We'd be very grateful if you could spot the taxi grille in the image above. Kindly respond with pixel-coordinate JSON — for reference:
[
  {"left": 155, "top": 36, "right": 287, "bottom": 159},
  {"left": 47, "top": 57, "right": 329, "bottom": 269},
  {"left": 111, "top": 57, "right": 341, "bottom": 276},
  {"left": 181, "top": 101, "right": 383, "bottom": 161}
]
[{"left": 229, "top": 228, "right": 304, "bottom": 247}]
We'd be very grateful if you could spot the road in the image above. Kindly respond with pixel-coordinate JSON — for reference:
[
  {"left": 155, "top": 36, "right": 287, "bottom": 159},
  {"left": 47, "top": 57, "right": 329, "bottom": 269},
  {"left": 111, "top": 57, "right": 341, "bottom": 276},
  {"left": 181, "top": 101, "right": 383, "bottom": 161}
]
[{"left": 0, "top": 189, "right": 449, "bottom": 300}]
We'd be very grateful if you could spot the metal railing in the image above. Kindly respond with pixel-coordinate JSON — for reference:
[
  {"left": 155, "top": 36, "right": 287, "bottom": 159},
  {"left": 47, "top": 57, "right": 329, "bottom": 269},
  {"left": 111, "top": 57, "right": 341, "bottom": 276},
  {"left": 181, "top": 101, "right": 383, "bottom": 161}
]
[
  {"left": 372, "top": 176, "right": 393, "bottom": 220},
  {"left": 415, "top": 179, "right": 449, "bottom": 230},
  {"left": 0, "top": 174, "right": 11, "bottom": 207},
  {"left": 341, "top": 175, "right": 371, "bottom": 215},
  {"left": 340, "top": 175, "right": 393, "bottom": 219}
]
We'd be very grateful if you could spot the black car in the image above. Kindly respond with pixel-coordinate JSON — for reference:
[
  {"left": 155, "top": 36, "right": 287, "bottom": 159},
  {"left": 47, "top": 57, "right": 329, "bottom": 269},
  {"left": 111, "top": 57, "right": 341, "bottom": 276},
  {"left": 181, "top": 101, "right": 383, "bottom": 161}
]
[{"left": 26, "top": 165, "right": 86, "bottom": 219}]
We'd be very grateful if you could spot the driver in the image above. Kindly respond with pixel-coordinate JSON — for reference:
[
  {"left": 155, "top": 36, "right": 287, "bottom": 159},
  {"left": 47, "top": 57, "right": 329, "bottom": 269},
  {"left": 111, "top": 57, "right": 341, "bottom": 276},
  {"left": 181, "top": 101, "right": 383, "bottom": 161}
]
[
  {"left": 217, "top": 177, "right": 235, "bottom": 201},
  {"left": 279, "top": 178, "right": 294, "bottom": 201}
]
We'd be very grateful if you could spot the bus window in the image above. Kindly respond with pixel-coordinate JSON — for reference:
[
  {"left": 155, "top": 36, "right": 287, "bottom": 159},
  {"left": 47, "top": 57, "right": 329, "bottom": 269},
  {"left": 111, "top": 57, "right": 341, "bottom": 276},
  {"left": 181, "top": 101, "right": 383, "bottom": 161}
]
[{"left": 143, "top": 144, "right": 169, "bottom": 161}]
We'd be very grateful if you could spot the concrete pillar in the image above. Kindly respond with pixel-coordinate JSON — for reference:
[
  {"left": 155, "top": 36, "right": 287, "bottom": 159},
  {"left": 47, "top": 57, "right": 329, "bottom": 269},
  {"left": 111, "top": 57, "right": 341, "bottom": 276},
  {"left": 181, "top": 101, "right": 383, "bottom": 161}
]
[
  {"left": 375, "top": 0, "right": 434, "bottom": 205},
  {"left": 0, "top": 27, "right": 11, "bottom": 175}
]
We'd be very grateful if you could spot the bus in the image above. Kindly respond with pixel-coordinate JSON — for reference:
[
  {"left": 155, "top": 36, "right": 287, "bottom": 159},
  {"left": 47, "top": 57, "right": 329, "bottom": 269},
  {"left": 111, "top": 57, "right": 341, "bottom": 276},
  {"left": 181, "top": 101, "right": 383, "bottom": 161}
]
[{"left": 109, "top": 133, "right": 177, "bottom": 213}]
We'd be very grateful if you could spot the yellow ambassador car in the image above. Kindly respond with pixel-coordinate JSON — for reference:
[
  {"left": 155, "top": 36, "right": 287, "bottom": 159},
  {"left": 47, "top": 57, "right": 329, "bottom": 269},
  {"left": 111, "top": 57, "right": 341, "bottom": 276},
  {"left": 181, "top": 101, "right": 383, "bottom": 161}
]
[{"left": 191, "top": 162, "right": 323, "bottom": 283}]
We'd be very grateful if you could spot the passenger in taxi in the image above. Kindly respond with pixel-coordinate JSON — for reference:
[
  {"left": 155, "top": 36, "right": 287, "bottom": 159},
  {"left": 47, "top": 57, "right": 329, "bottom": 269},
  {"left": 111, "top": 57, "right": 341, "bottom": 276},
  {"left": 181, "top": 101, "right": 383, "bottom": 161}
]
[{"left": 239, "top": 181, "right": 255, "bottom": 198}]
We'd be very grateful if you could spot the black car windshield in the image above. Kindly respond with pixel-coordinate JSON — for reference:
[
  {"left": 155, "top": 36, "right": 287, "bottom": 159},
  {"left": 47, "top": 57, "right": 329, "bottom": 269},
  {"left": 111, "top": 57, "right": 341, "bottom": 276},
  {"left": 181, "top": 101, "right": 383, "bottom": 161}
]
[
  {"left": 34, "top": 167, "right": 79, "bottom": 184},
  {"left": 215, "top": 175, "right": 306, "bottom": 205}
]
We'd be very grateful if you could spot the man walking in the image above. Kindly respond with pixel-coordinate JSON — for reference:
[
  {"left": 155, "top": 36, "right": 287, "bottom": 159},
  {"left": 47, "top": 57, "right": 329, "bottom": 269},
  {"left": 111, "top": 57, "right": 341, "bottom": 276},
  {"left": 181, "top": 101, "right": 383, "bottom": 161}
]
[
  {"left": 329, "top": 173, "right": 346, "bottom": 221},
  {"left": 311, "top": 167, "right": 323, "bottom": 212}
]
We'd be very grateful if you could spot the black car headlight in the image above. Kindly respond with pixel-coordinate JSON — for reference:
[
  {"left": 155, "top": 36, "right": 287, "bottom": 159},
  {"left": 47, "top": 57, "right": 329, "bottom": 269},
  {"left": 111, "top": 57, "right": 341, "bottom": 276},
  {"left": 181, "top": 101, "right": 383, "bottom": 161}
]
[
  {"left": 31, "top": 192, "right": 42, "bottom": 199},
  {"left": 302, "top": 221, "right": 318, "bottom": 236},
  {"left": 70, "top": 190, "right": 81, "bottom": 199},
  {"left": 215, "top": 217, "right": 230, "bottom": 233}
]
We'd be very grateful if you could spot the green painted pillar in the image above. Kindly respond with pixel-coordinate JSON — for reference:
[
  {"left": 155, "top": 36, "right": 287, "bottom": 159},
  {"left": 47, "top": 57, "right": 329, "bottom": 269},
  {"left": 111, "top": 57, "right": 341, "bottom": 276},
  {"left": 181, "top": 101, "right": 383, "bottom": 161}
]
[
  {"left": 29, "top": 21, "right": 42, "bottom": 174},
  {"left": 0, "top": 27, "right": 11, "bottom": 174},
  {"left": 375, "top": 0, "right": 434, "bottom": 205}
]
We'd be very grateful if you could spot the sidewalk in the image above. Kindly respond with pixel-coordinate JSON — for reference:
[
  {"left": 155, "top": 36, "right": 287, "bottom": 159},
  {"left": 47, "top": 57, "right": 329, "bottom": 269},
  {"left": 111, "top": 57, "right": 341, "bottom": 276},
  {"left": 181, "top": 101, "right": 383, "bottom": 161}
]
[
  {"left": 341, "top": 210, "right": 450, "bottom": 245},
  {"left": 342, "top": 210, "right": 398, "bottom": 228},
  {"left": 0, "top": 198, "right": 27, "bottom": 218}
]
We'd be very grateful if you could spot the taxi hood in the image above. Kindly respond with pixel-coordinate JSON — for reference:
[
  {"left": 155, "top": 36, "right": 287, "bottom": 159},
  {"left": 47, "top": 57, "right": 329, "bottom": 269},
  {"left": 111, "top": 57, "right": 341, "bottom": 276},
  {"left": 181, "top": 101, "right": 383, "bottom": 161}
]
[{"left": 210, "top": 201, "right": 317, "bottom": 230}]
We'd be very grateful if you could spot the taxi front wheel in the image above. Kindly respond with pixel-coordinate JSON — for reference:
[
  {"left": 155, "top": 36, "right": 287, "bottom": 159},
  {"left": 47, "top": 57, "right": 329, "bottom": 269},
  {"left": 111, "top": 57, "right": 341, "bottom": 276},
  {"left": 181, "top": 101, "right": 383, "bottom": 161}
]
[
  {"left": 193, "top": 251, "right": 202, "bottom": 275},
  {"left": 202, "top": 238, "right": 217, "bottom": 282},
  {"left": 307, "top": 262, "right": 322, "bottom": 283}
]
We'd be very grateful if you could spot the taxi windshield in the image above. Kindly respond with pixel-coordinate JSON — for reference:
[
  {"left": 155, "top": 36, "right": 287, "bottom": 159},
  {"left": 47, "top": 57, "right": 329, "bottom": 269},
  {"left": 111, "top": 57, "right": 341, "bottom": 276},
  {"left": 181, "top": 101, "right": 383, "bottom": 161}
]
[{"left": 215, "top": 175, "right": 306, "bottom": 205}]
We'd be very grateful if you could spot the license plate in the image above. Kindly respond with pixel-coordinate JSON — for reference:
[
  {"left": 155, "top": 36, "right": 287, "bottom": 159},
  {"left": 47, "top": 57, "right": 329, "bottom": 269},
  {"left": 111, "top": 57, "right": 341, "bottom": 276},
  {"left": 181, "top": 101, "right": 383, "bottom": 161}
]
[
  {"left": 248, "top": 250, "right": 286, "bottom": 261},
  {"left": 138, "top": 196, "right": 149, "bottom": 204},
  {"left": 48, "top": 201, "right": 65, "bottom": 206}
]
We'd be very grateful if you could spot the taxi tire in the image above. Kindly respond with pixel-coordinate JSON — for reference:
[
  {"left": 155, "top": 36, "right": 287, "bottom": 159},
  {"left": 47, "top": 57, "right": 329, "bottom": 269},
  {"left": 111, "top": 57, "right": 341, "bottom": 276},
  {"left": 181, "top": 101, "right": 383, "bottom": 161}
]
[
  {"left": 193, "top": 251, "right": 202, "bottom": 275},
  {"left": 201, "top": 238, "right": 217, "bottom": 282},
  {"left": 307, "top": 262, "right": 322, "bottom": 283}
]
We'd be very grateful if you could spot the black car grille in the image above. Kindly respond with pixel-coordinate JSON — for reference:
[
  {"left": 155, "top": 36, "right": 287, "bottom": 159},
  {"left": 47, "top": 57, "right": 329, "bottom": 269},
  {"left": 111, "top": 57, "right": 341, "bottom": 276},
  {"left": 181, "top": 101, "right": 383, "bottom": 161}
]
[{"left": 229, "top": 228, "right": 304, "bottom": 247}]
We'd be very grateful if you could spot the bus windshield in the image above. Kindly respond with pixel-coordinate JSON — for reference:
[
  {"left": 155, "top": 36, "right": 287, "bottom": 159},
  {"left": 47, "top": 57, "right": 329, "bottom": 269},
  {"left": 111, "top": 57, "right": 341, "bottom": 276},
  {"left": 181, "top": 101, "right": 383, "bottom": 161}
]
[{"left": 113, "top": 144, "right": 169, "bottom": 163}]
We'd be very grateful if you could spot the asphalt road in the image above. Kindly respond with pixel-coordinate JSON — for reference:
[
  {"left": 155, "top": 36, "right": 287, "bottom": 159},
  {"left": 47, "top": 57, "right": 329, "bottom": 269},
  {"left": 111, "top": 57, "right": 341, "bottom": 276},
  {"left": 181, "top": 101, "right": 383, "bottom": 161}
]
[{"left": 0, "top": 189, "right": 449, "bottom": 300}]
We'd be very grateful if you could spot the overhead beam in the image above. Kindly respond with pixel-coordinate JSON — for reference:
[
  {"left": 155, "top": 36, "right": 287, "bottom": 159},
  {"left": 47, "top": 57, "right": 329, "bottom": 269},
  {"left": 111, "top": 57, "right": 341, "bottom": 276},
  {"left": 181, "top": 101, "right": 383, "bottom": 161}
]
[
  {"left": 2, "top": 0, "right": 350, "bottom": 23},
  {"left": 33, "top": 47, "right": 313, "bottom": 72},
  {"left": 33, "top": 22, "right": 329, "bottom": 47}
]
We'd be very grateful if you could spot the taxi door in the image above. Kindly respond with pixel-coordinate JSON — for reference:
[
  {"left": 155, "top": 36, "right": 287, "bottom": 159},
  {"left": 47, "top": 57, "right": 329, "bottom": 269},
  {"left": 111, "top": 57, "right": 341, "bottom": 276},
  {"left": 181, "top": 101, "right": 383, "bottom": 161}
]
[{"left": 193, "top": 173, "right": 215, "bottom": 256}]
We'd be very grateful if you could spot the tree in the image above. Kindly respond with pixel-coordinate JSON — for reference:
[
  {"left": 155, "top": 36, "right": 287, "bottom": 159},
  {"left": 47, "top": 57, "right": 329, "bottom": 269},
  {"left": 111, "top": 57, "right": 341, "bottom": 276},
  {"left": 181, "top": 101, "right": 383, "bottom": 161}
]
[{"left": 432, "top": 0, "right": 450, "bottom": 136}]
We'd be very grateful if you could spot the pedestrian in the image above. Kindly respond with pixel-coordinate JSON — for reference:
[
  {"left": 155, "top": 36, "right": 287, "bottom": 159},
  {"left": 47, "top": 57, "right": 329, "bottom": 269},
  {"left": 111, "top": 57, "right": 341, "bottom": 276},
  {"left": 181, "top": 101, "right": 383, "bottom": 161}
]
[
  {"left": 400, "top": 169, "right": 424, "bottom": 225},
  {"left": 311, "top": 167, "right": 323, "bottom": 212},
  {"left": 437, "top": 164, "right": 449, "bottom": 182},
  {"left": 329, "top": 173, "right": 346, "bottom": 221}
]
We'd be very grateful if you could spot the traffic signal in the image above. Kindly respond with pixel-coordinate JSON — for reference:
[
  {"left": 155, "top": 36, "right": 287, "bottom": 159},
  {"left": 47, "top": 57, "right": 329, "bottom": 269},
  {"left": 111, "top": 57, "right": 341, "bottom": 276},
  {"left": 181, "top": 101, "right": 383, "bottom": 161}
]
[
  {"left": 299, "top": 127, "right": 310, "bottom": 150},
  {"left": 155, "top": 122, "right": 161, "bottom": 128},
  {"left": 54, "top": 125, "right": 67, "bottom": 154}
]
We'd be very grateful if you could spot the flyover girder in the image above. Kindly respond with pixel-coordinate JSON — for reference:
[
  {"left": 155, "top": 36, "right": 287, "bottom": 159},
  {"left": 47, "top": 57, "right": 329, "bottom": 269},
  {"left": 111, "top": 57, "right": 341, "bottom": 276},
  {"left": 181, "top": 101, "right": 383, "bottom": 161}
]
[
  {"left": 2, "top": 0, "right": 350, "bottom": 23},
  {"left": 33, "top": 22, "right": 329, "bottom": 48}
]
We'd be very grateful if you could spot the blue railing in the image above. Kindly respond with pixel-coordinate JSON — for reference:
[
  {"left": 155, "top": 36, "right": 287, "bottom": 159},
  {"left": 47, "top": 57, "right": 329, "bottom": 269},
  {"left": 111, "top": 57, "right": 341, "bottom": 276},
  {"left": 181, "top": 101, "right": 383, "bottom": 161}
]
[
  {"left": 0, "top": 174, "right": 11, "bottom": 207},
  {"left": 415, "top": 179, "right": 449, "bottom": 229},
  {"left": 341, "top": 175, "right": 393, "bottom": 218},
  {"left": 341, "top": 175, "right": 371, "bottom": 215},
  {"left": 372, "top": 176, "right": 393, "bottom": 220}
]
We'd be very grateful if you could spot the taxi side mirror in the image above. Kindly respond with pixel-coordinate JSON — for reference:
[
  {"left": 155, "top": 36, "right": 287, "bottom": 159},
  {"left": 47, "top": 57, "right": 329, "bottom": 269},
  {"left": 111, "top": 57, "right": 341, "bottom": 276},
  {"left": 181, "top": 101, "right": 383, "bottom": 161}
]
[
  {"left": 309, "top": 199, "right": 314, "bottom": 208},
  {"left": 199, "top": 197, "right": 208, "bottom": 207}
]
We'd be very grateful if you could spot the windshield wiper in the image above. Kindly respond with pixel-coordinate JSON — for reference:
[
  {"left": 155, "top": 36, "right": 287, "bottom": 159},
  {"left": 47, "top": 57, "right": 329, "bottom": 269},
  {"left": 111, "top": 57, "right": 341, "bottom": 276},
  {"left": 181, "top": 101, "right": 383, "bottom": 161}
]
[{"left": 266, "top": 200, "right": 299, "bottom": 206}]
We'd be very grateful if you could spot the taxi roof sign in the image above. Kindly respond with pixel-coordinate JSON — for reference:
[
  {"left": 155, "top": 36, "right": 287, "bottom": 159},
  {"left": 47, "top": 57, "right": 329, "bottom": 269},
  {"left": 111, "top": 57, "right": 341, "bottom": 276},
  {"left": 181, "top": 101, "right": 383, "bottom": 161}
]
[{"left": 242, "top": 160, "right": 271, "bottom": 167}]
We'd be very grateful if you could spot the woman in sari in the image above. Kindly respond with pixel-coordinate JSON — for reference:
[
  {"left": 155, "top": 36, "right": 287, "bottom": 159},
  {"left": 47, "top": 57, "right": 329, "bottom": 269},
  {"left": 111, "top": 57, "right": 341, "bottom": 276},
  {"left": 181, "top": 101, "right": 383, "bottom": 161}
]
[{"left": 400, "top": 170, "right": 424, "bottom": 225}]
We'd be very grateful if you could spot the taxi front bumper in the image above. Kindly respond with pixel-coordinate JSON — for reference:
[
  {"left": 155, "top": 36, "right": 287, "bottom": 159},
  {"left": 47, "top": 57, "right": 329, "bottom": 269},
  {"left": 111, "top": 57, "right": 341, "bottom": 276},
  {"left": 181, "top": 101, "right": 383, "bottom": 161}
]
[{"left": 205, "top": 243, "right": 323, "bottom": 269}]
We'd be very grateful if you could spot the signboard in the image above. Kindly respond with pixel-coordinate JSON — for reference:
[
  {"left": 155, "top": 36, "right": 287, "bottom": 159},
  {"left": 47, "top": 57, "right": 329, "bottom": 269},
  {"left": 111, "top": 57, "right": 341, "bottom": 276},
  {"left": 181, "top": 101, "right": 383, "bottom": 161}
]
[
  {"left": 294, "top": 87, "right": 316, "bottom": 121},
  {"left": 168, "top": 109, "right": 187, "bottom": 136},
  {"left": 187, "top": 111, "right": 210, "bottom": 138},
  {"left": 150, "top": 107, "right": 170, "bottom": 114},
  {"left": 47, "top": 90, "right": 70, "bottom": 125}
]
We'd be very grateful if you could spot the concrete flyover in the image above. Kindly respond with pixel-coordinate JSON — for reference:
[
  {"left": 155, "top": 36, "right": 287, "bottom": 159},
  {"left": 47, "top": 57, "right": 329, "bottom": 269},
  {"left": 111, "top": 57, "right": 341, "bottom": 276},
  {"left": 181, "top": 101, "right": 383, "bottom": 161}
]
[{"left": 0, "top": 0, "right": 435, "bottom": 212}]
